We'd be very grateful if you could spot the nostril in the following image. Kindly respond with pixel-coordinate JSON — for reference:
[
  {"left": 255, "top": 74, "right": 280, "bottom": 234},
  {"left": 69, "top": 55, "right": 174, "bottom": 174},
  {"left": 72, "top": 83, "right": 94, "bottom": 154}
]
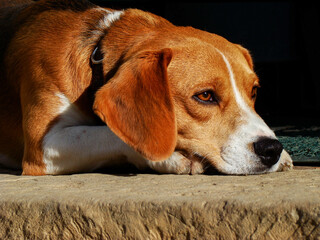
[{"left": 253, "top": 137, "right": 283, "bottom": 167}]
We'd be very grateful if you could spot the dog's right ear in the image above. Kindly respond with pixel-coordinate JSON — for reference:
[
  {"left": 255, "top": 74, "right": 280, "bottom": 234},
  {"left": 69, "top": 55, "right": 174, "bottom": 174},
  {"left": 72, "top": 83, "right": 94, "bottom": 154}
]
[
  {"left": 93, "top": 48, "right": 176, "bottom": 161},
  {"left": 235, "top": 44, "right": 254, "bottom": 70}
]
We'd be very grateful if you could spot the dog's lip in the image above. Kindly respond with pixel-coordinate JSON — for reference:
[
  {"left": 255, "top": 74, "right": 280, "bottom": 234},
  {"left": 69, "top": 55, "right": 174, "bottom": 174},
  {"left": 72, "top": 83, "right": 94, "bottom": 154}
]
[
  {"left": 192, "top": 151, "right": 273, "bottom": 175},
  {"left": 176, "top": 148, "right": 273, "bottom": 175},
  {"left": 220, "top": 154, "right": 276, "bottom": 175},
  {"left": 186, "top": 152, "right": 222, "bottom": 175}
]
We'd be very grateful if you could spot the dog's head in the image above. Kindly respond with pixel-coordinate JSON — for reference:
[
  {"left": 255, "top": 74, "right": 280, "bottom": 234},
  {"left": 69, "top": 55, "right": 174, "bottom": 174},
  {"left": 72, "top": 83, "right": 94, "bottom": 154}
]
[{"left": 93, "top": 9, "right": 292, "bottom": 174}]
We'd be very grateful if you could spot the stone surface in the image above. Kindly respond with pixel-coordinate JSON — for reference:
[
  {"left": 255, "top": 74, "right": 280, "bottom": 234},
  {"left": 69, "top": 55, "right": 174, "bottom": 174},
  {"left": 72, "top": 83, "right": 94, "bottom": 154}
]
[{"left": 0, "top": 168, "right": 320, "bottom": 239}]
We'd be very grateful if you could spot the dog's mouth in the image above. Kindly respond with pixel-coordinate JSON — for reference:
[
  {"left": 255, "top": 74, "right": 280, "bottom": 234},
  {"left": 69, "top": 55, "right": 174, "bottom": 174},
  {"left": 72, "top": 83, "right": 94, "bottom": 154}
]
[
  {"left": 191, "top": 153, "right": 222, "bottom": 175},
  {"left": 178, "top": 151, "right": 222, "bottom": 175},
  {"left": 180, "top": 150, "right": 278, "bottom": 175}
]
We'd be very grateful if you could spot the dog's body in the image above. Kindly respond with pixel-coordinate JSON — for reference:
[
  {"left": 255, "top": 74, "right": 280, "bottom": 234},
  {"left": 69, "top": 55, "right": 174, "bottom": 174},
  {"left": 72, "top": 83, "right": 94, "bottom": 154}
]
[{"left": 0, "top": 0, "right": 293, "bottom": 175}]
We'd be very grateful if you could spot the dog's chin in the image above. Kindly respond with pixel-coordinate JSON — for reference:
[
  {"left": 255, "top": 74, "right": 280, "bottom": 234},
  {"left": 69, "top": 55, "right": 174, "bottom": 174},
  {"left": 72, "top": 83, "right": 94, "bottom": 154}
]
[
  {"left": 218, "top": 153, "right": 295, "bottom": 175},
  {"left": 176, "top": 149, "right": 293, "bottom": 175},
  {"left": 192, "top": 153, "right": 282, "bottom": 175},
  {"left": 216, "top": 162, "right": 280, "bottom": 175}
]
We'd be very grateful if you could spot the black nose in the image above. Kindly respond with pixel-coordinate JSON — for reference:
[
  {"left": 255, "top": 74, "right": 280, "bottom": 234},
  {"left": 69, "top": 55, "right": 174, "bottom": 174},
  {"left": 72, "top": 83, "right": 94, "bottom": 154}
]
[{"left": 253, "top": 137, "right": 283, "bottom": 167}]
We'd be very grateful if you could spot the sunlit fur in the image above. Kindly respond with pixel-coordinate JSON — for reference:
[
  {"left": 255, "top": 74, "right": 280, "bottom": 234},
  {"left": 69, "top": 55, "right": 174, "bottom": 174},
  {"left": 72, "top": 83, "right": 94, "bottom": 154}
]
[{"left": 0, "top": 0, "right": 293, "bottom": 175}]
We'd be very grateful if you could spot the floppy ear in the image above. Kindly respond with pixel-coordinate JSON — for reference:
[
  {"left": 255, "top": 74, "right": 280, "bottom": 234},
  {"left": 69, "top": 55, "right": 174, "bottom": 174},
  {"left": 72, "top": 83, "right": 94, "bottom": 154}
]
[
  {"left": 93, "top": 48, "right": 176, "bottom": 161},
  {"left": 235, "top": 44, "right": 254, "bottom": 69}
]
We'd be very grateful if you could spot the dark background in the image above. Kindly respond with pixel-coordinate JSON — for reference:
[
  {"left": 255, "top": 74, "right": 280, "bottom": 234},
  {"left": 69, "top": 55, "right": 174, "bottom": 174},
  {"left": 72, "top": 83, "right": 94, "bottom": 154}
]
[{"left": 93, "top": 1, "right": 320, "bottom": 126}]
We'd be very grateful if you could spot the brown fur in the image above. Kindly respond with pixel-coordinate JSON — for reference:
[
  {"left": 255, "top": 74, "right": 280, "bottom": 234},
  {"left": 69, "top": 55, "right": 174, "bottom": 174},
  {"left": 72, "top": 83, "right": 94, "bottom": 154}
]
[
  {"left": 94, "top": 49, "right": 176, "bottom": 161},
  {"left": 0, "top": 0, "right": 259, "bottom": 175},
  {"left": 98, "top": 12, "right": 259, "bottom": 170},
  {"left": 0, "top": 0, "right": 104, "bottom": 174}
]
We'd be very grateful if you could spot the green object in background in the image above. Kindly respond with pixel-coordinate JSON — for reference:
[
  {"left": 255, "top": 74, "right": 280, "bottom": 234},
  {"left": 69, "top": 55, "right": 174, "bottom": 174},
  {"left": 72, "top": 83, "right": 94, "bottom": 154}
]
[
  {"left": 271, "top": 122, "right": 320, "bottom": 163},
  {"left": 278, "top": 136, "right": 320, "bottom": 160}
]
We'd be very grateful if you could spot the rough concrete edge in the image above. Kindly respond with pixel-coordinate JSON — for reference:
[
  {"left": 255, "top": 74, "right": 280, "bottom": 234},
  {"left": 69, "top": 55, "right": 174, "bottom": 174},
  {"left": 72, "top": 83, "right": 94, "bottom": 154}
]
[{"left": 1, "top": 199, "right": 319, "bottom": 239}]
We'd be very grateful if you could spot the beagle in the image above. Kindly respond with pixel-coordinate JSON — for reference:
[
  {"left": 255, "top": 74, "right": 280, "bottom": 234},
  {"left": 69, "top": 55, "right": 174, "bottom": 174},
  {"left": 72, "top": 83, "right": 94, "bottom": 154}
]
[{"left": 0, "top": 0, "right": 293, "bottom": 175}]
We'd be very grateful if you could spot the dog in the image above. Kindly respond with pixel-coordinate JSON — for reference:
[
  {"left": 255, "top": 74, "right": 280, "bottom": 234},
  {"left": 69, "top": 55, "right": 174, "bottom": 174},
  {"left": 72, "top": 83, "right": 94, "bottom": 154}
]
[{"left": 0, "top": 0, "right": 293, "bottom": 175}]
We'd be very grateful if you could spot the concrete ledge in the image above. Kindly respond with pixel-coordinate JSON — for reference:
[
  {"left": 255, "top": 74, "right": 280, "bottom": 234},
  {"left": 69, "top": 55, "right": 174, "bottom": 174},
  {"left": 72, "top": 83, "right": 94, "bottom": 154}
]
[{"left": 0, "top": 168, "right": 319, "bottom": 239}]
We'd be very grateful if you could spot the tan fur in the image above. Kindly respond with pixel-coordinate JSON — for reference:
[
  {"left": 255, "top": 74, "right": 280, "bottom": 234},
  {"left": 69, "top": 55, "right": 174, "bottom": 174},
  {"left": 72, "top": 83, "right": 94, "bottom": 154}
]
[
  {"left": 0, "top": 1, "right": 291, "bottom": 175},
  {"left": 1, "top": 1, "right": 105, "bottom": 174},
  {"left": 93, "top": 49, "right": 176, "bottom": 161},
  {"left": 98, "top": 13, "right": 261, "bottom": 170}
]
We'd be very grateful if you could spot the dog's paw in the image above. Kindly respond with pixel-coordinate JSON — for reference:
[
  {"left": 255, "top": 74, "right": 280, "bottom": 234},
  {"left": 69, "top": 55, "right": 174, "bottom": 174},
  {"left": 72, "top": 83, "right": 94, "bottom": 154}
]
[
  {"left": 147, "top": 152, "right": 204, "bottom": 175},
  {"left": 277, "top": 150, "right": 294, "bottom": 172}
]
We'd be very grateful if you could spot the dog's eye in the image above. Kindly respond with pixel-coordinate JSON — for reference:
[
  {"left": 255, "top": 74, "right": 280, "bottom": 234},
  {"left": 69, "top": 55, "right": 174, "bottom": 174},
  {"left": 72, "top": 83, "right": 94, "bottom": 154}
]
[{"left": 194, "top": 91, "right": 217, "bottom": 104}]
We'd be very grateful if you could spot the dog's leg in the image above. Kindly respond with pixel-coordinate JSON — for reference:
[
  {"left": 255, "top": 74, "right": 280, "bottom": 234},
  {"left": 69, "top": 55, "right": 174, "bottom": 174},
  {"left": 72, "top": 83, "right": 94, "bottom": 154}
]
[
  {"left": 144, "top": 152, "right": 204, "bottom": 175},
  {"left": 21, "top": 92, "right": 60, "bottom": 176},
  {"left": 21, "top": 92, "right": 143, "bottom": 175},
  {"left": 43, "top": 125, "right": 143, "bottom": 175},
  {"left": 41, "top": 93, "right": 144, "bottom": 175}
]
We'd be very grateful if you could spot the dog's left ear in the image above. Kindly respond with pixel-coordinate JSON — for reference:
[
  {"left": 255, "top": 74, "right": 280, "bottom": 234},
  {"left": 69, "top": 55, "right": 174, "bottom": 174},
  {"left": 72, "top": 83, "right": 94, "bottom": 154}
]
[{"left": 93, "top": 48, "right": 176, "bottom": 161}]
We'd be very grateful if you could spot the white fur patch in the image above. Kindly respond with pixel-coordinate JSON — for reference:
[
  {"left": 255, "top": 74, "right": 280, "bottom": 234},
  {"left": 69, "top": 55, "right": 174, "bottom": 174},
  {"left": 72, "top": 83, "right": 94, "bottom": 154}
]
[
  {"left": 88, "top": 8, "right": 124, "bottom": 42},
  {"left": 42, "top": 93, "right": 145, "bottom": 175},
  {"left": 102, "top": 10, "right": 123, "bottom": 28},
  {"left": 97, "top": 9, "right": 123, "bottom": 31},
  {"left": 215, "top": 49, "right": 279, "bottom": 174}
]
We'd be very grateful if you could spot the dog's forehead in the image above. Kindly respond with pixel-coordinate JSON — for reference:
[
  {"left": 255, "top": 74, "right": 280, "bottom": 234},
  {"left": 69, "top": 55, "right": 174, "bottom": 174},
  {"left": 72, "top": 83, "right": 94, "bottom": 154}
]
[{"left": 168, "top": 38, "right": 255, "bottom": 91}]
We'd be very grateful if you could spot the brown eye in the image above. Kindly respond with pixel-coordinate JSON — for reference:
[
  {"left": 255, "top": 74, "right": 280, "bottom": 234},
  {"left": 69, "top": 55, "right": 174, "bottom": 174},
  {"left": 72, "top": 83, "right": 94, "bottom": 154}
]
[
  {"left": 198, "top": 91, "right": 212, "bottom": 101},
  {"left": 194, "top": 91, "right": 217, "bottom": 104}
]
